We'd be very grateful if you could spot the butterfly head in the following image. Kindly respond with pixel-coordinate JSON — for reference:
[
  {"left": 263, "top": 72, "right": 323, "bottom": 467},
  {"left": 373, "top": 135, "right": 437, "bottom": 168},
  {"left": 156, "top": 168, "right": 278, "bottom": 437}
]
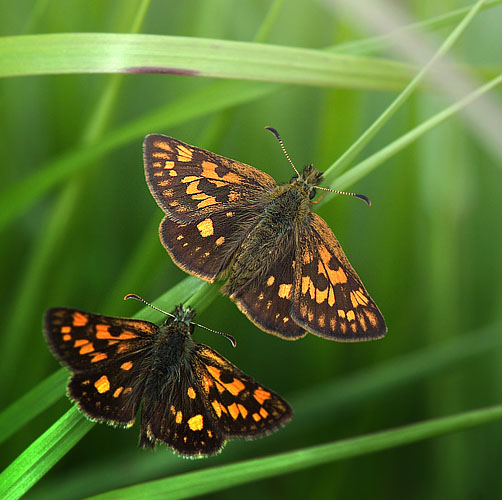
[
  {"left": 289, "top": 164, "right": 324, "bottom": 200},
  {"left": 171, "top": 304, "right": 196, "bottom": 328}
]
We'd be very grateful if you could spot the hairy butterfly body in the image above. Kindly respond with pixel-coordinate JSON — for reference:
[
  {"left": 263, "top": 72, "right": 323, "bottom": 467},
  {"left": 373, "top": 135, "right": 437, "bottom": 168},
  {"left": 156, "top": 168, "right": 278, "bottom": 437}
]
[
  {"left": 44, "top": 304, "right": 292, "bottom": 457},
  {"left": 144, "top": 132, "right": 387, "bottom": 341}
]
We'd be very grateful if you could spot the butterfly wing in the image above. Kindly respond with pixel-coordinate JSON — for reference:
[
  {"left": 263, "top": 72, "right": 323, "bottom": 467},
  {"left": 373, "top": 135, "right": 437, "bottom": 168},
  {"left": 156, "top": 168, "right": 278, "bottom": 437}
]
[
  {"left": 143, "top": 134, "right": 276, "bottom": 222},
  {"left": 158, "top": 210, "right": 247, "bottom": 282},
  {"left": 144, "top": 134, "right": 276, "bottom": 280},
  {"left": 230, "top": 244, "right": 306, "bottom": 339},
  {"left": 194, "top": 345, "right": 293, "bottom": 438},
  {"left": 139, "top": 375, "right": 225, "bottom": 457},
  {"left": 44, "top": 308, "right": 156, "bottom": 425},
  {"left": 291, "top": 214, "right": 387, "bottom": 341}
]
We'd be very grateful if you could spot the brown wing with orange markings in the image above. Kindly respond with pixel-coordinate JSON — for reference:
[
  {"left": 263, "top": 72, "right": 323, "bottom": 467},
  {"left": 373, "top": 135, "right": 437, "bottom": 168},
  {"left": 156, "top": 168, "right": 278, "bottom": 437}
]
[
  {"left": 44, "top": 308, "right": 156, "bottom": 371},
  {"left": 44, "top": 308, "right": 157, "bottom": 425},
  {"left": 143, "top": 134, "right": 276, "bottom": 223},
  {"left": 158, "top": 208, "right": 252, "bottom": 282},
  {"left": 291, "top": 214, "right": 387, "bottom": 341},
  {"left": 194, "top": 345, "right": 293, "bottom": 438},
  {"left": 230, "top": 245, "right": 306, "bottom": 340}
]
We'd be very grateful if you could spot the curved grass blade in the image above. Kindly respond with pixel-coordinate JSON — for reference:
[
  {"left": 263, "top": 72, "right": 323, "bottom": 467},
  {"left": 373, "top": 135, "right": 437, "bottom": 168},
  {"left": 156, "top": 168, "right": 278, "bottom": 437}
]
[{"left": 85, "top": 406, "right": 502, "bottom": 500}]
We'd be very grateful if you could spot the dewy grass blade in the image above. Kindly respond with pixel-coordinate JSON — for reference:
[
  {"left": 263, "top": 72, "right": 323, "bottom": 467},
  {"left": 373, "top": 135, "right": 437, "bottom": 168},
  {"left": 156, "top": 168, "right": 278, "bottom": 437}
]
[{"left": 86, "top": 406, "right": 502, "bottom": 500}]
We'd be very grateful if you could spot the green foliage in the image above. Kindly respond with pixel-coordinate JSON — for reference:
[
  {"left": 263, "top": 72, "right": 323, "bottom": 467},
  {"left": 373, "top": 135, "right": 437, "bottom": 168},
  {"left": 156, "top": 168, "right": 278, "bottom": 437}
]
[{"left": 0, "top": 1, "right": 500, "bottom": 499}]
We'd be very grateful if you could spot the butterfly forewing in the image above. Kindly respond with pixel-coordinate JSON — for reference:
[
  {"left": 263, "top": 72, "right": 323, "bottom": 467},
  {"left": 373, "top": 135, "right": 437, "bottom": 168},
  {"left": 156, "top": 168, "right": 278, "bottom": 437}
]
[
  {"left": 195, "top": 346, "right": 293, "bottom": 437},
  {"left": 44, "top": 308, "right": 155, "bottom": 371},
  {"left": 143, "top": 134, "right": 276, "bottom": 222},
  {"left": 292, "top": 214, "right": 387, "bottom": 340}
]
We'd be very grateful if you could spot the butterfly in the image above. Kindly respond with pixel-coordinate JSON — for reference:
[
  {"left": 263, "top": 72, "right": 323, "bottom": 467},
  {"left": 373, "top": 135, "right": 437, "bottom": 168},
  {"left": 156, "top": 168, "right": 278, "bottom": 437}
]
[
  {"left": 143, "top": 128, "right": 387, "bottom": 342},
  {"left": 43, "top": 297, "right": 292, "bottom": 457}
]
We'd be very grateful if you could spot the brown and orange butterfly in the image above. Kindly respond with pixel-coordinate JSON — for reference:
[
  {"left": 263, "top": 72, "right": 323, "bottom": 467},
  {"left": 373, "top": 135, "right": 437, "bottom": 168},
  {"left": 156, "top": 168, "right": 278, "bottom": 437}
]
[
  {"left": 44, "top": 297, "right": 292, "bottom": 457},
  {"left": 144, "top": 128, "right": 386, "bottom": 342}
]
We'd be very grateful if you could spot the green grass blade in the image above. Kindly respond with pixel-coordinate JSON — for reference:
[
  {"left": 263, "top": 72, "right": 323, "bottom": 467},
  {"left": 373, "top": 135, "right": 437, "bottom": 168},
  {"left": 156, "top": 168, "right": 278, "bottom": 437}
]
[
  {"left": 0, "top": 369, "right": 68, "bottom": 447},
  {"left": 0, "top": 406, "right": 94, "bottom": 500},
  {"left": 320, "top": 73, "right": 502, "bottom": 202},
  {"left": 326, "top": 0, "right": 486, "bottom": 179},
  {"left": 0, "top": 80, "right": 276, "bottom": 234},
  {"left": 85, "top": 406, "right": 502, "bottom": 500},
  {"left": 0, "top": 33, "right": 414, "bottom": 90},
  {"left": 332, "top": 0, "right": 502, "bottom": 55}
]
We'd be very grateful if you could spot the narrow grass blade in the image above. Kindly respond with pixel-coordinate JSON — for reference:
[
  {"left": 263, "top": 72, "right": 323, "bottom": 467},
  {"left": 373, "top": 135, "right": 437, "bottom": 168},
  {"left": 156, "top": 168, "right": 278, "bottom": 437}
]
[
  {"left": 0, "top": 33, "right": 413, "bottom": 90},
  {"left": 0, "top": 406, "right": 94, "bottom": 500},
  {"left": 0, "top": 80, "right": 276, "bottom": 234},
  {"left": 86, "top": 406, "right": 502, "bottom": 500},
  {"left": 325, "top": 0, "right": 486, "bottom": 180},
  {"left": 331, "top": 0, "right": 502, "bottom": 55},
  {"left": 320, "top": 74, "right": 502, "bottom": 203}
]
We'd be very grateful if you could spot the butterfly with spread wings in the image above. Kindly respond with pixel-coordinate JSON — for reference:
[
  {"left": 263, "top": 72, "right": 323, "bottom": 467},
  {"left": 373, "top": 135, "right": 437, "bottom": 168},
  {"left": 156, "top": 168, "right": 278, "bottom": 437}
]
[
  {"left": 44, "top": 300, "right": 292, "bottom": 457},
  {"left": 144, "top": 129, "right": 387, "bottom": 341}
]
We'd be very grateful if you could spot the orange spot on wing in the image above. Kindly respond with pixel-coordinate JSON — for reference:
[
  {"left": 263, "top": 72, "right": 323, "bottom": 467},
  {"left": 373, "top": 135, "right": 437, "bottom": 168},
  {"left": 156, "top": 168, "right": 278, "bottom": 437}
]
[
  {"left": 72, "top": 312, "right": 88, "bottom": 326},
  {"left": 113, "top": 387, "right": 123, "bottom": 398},
  {"left": 259, "top": 407, "right": 269, "bottom": 419},
  {"left": 253, "top": 388, "right": 271, "bottom": 405},
  {"left": 120, "top": 361, "right": 133, "bottom": 371},
  {"left": 237, "top": 404, "right": 248, "bottom": 419},
  {"left": 211, "top": 400, "right": 223, "bottom": 417},
  {"left": 187, "top": 387, "right": 196, "bottom": 399},
  {"left": 278, "top": 283, "right": 292, "bottom": 299},
  {"left": 94, "top": 376, "right": 110, "bottom": 393},
  {"left": 176, "top": 411, "right": 183, "bottom": 424},
  {"left": 80, "top": 343, "right": 94, "bottom": 355},
  {"left": 61, "top": 326, "right": 71, "bottom": 334},
  {"left": 188, "top": 414, "right": 203, "bottom": 431},
  {"left": 63, "top": 334, "right": 71, "bottom": 341},
  {"left": 91, "top": 352, "right": 107, "bottom": 363},
  {"left": 227, "top": 403, "right": 240, "bottom": 420}
]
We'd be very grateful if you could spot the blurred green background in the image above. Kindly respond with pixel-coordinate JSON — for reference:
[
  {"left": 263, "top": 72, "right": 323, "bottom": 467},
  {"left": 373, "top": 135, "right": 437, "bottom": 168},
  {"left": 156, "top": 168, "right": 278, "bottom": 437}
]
[{"left": 0, "top": 0, "right": 500, "bottom": 499}]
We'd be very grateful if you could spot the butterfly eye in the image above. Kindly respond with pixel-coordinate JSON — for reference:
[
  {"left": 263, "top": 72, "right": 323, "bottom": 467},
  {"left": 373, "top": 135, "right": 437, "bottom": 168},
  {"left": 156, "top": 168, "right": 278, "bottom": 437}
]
[
  {"left": 289, "top": 176, "right": 297, "bottom": 184},
  {"left": 309, "top": 188, "right": 317, "bottom": 200}
]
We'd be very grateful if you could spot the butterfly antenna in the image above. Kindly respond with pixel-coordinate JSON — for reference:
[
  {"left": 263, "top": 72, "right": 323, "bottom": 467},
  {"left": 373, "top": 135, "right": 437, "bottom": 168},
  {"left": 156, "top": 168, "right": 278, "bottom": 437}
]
[
  {"left": 314, "top": 186, "right": 371, "bottom": 206},
  {"left": 191, "top": 322, "right": 237, "bottom": 348},
  {"left": 124, "top": 294, "right": 236, "bottom": 348},
  {"left": 124, "top": 293, "right": 174, "bottom": 318},
  {"left": 265, "top": 126, "right": 300, "bottom": 177}
]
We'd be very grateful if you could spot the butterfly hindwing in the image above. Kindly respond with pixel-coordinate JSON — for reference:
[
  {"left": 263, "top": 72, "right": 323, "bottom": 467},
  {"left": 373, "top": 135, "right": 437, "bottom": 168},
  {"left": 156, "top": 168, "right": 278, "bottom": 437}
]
[
  {"left": 291, "top": 214, "right": 387, "bottom": 341},
  {"left": 139, "top": 375, "right": 225, "bottom": 456},
  {"left": 68, "top": 354, "right": 146, "bottom": 426},
  {"left": 231, "top": 245, "right": 306, "bottom": 339},
  {"left": 159, "top": 206, "right": 255, "bottom": 281},
  {"left": 143, "top": 134, "right": 276, "bottom": 222},
  {"left": 195, "top": 345, "right": 293, "bottom": 437}
]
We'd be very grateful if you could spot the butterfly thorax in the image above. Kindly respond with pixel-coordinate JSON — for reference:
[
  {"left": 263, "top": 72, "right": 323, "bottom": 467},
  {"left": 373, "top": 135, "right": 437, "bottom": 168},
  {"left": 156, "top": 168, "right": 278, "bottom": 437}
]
[{"left": 222, "top": 168, "right": 320, "bottom": 295}]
